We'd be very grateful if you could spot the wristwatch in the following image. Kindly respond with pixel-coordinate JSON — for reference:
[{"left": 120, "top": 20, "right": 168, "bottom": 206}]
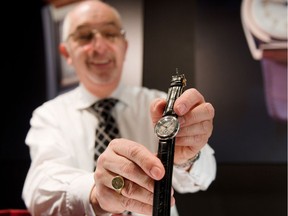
[
  {"left": 241, "top": 0, "right": 287, "bottom": 122},
  {"left": 153, "top": 72, "right": 186, "bottom": 216},
  {"left": 155, "top": 74, "right": 186, "bottom": 139},
  {"left": 154, "top": 115, "right": 180, "bottom": 140}
]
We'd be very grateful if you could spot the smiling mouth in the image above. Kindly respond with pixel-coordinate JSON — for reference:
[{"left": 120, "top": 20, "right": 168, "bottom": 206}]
[
  {"left": 93, "top": 59, "right": 110, "bottom": 65},
  {"left": 90, "top": 59, "right": 114, "bottom": 69}
]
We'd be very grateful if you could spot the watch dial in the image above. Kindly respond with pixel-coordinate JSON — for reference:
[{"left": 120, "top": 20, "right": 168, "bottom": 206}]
[
  {"left": 155, "top": 116, "right": 180, "bottom": 140},
  {"left": 251, "top": 0, "right": 287, "bottom": 39}
]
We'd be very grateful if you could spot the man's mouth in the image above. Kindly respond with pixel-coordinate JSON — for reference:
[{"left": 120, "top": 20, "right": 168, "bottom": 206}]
[
  {"left": 90, "top": 59, "right": 113, "bottom": 69},
  {"left": 93, "top": 59, "right": 110, "bottom": 65}
]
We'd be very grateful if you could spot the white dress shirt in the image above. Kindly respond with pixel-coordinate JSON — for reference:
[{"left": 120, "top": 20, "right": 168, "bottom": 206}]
[{"left": 22, "top": 83, "right": 216, "bottom": 216}]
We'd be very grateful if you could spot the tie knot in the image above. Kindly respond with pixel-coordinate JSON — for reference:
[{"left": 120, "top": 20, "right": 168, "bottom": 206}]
[{"left": 93, "top": 98, "right": 118, "bottom": 122}]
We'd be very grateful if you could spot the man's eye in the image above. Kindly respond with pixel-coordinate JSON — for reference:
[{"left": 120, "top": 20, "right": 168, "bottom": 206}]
[
  {"left": 77, "top": 32, "right": 94, "bottom": 41},
  {"left": 102, "top": 32, "right": 119, "bottom": 39}
]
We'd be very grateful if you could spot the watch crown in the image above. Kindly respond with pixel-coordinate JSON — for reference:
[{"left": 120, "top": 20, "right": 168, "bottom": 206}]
[{"left": 171, "top": 72, "right": 186, "bottom": 87}]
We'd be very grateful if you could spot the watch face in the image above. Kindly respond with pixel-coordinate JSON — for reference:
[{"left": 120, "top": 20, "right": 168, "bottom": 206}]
[
  {"left": 154, "top": 116, "right": 180, "bottom": 140},
  {"left": 252, "top": 0, "right": 287, "bottom": 39},
  {"left": 243, "top": 0, "right": 287, "bottom": 40}
]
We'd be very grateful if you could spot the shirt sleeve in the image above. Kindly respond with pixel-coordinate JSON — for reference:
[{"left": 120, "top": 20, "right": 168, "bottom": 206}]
[
  {"left": 172, "top": 144, "right": 216, "bottom": 193},
  {"left": 22, "top": 104, "right": 96, "bottom": 216}
]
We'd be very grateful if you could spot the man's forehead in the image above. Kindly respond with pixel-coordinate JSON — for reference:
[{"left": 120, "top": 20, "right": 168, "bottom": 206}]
[
  {"left": 74, "top": 22, "right": 121, "bottom": 32},
  {"left": 69, "top": 4, "right": 121, "bottom": 32}
]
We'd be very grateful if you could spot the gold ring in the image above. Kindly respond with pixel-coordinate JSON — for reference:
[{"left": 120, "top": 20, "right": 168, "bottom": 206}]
[{"left": 111, "top": 175, "right": 125, "bottom": 194}]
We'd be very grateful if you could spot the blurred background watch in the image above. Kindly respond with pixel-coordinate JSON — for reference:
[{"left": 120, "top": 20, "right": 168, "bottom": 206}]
[{"left": 241, "top": 0, "right": 287, "bottom": 122}]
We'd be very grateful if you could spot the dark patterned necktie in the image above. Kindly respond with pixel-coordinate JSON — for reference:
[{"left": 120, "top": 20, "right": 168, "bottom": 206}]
[{"left": 92, "top": 98, "right": 120, "bottom": 163}]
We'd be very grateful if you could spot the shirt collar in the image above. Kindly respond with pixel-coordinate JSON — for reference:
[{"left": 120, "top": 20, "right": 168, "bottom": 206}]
[{"left": 74, "top": 83, "right": 130, "bottom": 110}]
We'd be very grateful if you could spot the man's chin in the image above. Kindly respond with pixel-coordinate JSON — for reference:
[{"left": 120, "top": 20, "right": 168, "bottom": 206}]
[{"left": 88, "top": 73, "right": 120, "bottom": 86}]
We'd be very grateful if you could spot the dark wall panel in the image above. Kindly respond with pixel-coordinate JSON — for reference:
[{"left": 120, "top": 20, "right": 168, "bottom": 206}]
[
  {"left": 175, "top": 164, "right": 287, "bottom": 216},
  {"left": 193, "top": 1, "right": 286, "bottom": 163},
  {"left": 1, "top": 0, "right": 46, "bottom": 210},
  {"left": 143, "top": 0, "right": 195, "bottom": 91}
]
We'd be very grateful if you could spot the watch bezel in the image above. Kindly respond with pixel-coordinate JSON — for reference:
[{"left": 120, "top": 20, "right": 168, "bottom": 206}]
[
  {"left": 154, "top": 115, "right": 180, "bottom": 140},
  {"left": 241, "top": 0, "right": 287, "bottom": 42},
  {"left": 241, "top": 0, "right": 288, "bottom": 60}
]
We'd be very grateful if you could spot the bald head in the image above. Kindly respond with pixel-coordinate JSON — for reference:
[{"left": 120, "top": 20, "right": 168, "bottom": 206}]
[
  {"left": 58, "top": 0, "right": 128, "bottom": 98},
  {"left": 62, "top": 0, "right": 123, "bottom": 42}
]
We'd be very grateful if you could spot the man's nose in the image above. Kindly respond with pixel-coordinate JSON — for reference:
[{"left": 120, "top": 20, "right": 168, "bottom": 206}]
[{"left": 91, "top": 33, "right": 109, "bottom": 53}]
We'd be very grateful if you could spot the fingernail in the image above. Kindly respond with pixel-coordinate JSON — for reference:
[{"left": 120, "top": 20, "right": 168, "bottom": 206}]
[
  {"left": 176, "top": 104, "right": 187, "bottom": 115},
  {"left": 150, "top": 166, "right": 162, "bottom": 179}
]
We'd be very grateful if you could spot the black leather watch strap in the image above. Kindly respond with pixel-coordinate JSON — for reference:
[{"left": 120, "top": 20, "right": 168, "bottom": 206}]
[
  {"left": 153, "top": 138, "right": 175, "bottom": 216},
  {"left": 153, "top": 72, "right": 186, "bottom": 216}
]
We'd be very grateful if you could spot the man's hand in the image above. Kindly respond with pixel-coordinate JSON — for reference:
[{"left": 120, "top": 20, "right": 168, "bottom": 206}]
[
  {"left": 90, "top": 138, "right": 175, "bottom": 215},
  {"left": 150, "top": 88, "right": 215, "bottom": 165}
]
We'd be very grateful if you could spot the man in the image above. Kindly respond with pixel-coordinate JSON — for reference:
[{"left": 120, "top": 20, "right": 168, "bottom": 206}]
[{"left": 22, "top": 1, "right": 216, "bottom": 215}]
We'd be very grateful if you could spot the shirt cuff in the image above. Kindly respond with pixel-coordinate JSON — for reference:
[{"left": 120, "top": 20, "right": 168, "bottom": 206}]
[
  {"left": 172, "top": 144, "right": 216, "bottom": 193},
  {"left": 67, "top": 172, "right": 96, "bottom": 216}
]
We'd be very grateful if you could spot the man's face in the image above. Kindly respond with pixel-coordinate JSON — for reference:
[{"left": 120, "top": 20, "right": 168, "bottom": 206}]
[{"left": 65, "top": 2, "right": 128, "bottom": 95}]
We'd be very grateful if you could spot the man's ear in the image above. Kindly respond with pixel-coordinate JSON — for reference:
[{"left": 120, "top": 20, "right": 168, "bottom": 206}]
[
  {"left": 123, "top": 39, "right": 128, "bottom": 60},
  {"left": 59, "top": 43, "right": 72, "bottom": 64}
]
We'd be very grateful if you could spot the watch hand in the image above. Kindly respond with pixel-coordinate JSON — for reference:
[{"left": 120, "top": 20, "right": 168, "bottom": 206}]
[{"left": 166, "top": 121, "right": 174, "bottom": 128}]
